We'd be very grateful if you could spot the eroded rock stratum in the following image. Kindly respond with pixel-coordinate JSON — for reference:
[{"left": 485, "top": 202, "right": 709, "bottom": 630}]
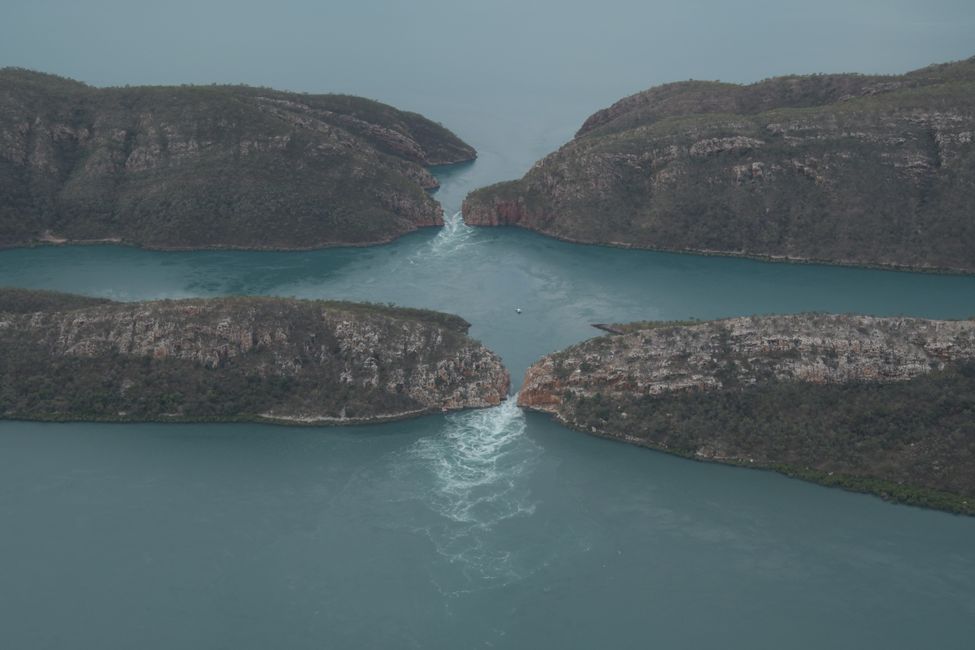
[
  {"left": 0, "top": 289, "right": 509, "bottom": 424},
  {"left": 520, "top": 314, "right": 975, "bottom": 513},
  {"left": 465, "top": 56, "right": 975, "bottom": 272},
  {"left": 0, "top": 69, "right": 476, "bottom": 249}
]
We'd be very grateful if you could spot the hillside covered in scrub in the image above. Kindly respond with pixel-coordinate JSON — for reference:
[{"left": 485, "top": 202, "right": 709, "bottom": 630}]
[
  {"left": 464, "top": 56, "right": 975, "bottom": 272},
  {"left": 0, "top": 69, "right": 475, "bottom": 250},
  {"left": 0, "top": 289, "right": 508, "bottom": 424},
  {"left": 519, "top": 314, "right": 975, "bottom": 514}
]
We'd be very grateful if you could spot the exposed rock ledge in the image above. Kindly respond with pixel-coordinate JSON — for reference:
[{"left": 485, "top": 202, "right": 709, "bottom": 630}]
[
  {"left": 519, "top": 314, "right": 975, "bottom": 514},
  {"left": 464, "top": 55, "right": 975, "bottom": 273},
  {"left": 0, "top": 68, "right": 476, "bottom": 250},
  {"left": 0, "top": 289, "right": 509, "bottom": 424}
]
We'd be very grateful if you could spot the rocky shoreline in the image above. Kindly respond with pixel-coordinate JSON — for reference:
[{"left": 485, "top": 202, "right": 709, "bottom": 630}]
[
  {"left": 460, "top": 203, "right": 975, "bottom": 275},
  {"left": 0, "top": 289, "right": 509, "bottom": 424},
  {"left": 464, "top": 55, "right": 975, "bottom": 273},
  {"left": 0, "top": 68, "right": 475, "bottom": 250},
  {"left": 519, "top": 314, "right": 975, "bottom": 513},
  {"left": 1, "top": 222, "right": 445, "bottom": 252}
]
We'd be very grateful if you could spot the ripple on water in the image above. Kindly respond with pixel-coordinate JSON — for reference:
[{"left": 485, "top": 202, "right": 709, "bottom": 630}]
[
  {"left": 425, "top": 211, "right": 475, "bottom": 258},
  {"left": 410, "top": 401, "right": 536, "bottom": 525},
  {"left": 349, "top": 401, "right": 549, "bottom": 595}
]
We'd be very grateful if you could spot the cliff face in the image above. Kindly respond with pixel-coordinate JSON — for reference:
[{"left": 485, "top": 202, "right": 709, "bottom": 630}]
[
  {"left": 519, "top": 314, "right": 975, "bottom": 513},
  {"left": 0, "top": 289, "right": 508, "bottom": 424},
  {"left": 464, "top": 56, "right": 975, "bottom": 272},
  {"left": 0, "top": 69, "right": 476, "bottom": 250}
]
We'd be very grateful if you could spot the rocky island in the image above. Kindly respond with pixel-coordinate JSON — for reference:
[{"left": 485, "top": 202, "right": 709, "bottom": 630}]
[
  {"left": 0, "top": 289, "right": 508, "bottom": 424},
  {"left": 519, "top": 314, "right": 975, "bottom": 513},
  {"left": 464, "top": 56, "right": 975, "bottom": 273},
  {"left": 0, "top": 69, "right": 475, "bottom": 250}
]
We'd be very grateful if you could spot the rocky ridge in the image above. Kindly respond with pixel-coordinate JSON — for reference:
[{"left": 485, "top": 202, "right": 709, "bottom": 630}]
[
  {"left": 464, "top": 56, "right": 975, "bottom": 272},
  {"left": 0, "top": 289, "right": 509, "bottom": 424},
  {"left": 0, "top": 69, "right": 476, "bottom": 249},
  {"left": 519, "top": 314, "right": 975, "bottom": 513}
]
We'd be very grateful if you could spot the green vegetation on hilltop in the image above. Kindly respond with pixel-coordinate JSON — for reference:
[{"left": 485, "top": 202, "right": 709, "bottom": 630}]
[
  {"left": 567, "top": 364, "right": 975, "bottom": 514},
  {"left": 0, "top": 290, "right": 507, "bottom": 424},
  {"left": 464, "top": 56, "right": 975, "bottom": 273},
  {"left": 0, "top": 287, "right": 112, "bottom": 313},
  {"left": 0, "top": 69, "right": 476, "bottom": 250},
  {"left": 520, "top": 314, "right": 975, "bottom": 514}
]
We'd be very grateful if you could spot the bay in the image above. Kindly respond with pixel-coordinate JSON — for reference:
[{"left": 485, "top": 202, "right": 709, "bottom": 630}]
[
  {"left": 2, "top": 211, "right": 975, "bottom": 650},
  {"left": 2, "top": 1, "right": 975, "bottom": 647}
]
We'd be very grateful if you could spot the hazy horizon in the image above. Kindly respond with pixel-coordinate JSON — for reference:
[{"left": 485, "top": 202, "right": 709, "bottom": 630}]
[{"left": 3, "top": 1, "right": 974, "bottom": 118}]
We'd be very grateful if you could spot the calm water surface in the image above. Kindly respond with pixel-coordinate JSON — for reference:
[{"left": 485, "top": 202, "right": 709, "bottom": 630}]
[{"left": 3, "top": 1, "right": 975, "bottom": 647}]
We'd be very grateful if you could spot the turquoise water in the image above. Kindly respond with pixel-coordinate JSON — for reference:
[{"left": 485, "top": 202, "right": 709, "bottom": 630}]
[
  {"left": 2, "top": 210, "right": 975, "bottom": 649},
  {"left": 3, "top": 1, "right": 975, "bottom": 646},
  {"left": 1, "top": 216, "right": 973, "bottom": 383}
]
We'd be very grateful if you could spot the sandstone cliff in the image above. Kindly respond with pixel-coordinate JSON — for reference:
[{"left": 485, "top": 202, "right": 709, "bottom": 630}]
[
  {"left": 0, "top": 289, "right": 508, "bottom": 424},
  {"left": 519, "top": 314, "right": 975, "bottom": 513},
  {"left": 464, "top": 56, "right": 975, "bottom": 273},
  {"left": 0, "top": 69, "right": 476, "bottom": 250}
]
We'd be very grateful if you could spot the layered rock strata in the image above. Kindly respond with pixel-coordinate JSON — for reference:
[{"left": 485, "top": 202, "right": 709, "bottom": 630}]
[
  {"left": 0, "top": 289, "right": 509, "bottom": 424},
  {"left": 519, "top": 314, "right": 975, "bottom": 513},
  {"left": 464, "top": 56, "right": 975, "bottom": 272},
  {"left": 0, "top": 69, "right": 476, "bottom": 249}
]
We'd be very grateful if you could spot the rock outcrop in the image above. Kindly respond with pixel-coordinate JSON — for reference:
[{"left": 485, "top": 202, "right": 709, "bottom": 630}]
[
  {"left": 519, "top": 315, "right": 975, "bottom": 513},
  {"left": 0, "top": 289, "right": 508, "bottom": 424},
  {"left": 0, "top": 69, "right": 476, "bottom": 250},
  {"left": 464, "top": 56, "right": 975, "bottom": 272}
]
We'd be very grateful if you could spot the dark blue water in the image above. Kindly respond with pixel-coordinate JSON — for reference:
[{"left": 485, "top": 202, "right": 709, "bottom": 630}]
[{"left": 2, "top": 1, "right": 975, "bottom": 647}]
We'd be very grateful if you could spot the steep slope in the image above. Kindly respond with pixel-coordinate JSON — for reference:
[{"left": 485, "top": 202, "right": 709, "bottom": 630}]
[
  {"left": 464, "top": 56, "right": 975, "bottom": 272},
  {"left": 0, "top": 69, "right": 476, "bottom": 249},
  {"left": 0, "top": 289, "right": 508, "bottom": 424},
  {"left": 519, "top": 314, "right": 975, "bottom": 513}
]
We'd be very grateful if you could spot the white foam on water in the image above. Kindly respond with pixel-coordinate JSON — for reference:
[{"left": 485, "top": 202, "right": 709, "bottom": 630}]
[
  {"left": 389, "top": 400, "right": 545, "bottom": 594},
  {"left": 338, "top": 399, "right": 594, "bottom": 597},
  {"left": 427, "top": 211, "right": 475, "bottom": 257},
  {"left": 411, "top": 400, "right": 535, "bottom": 524}
]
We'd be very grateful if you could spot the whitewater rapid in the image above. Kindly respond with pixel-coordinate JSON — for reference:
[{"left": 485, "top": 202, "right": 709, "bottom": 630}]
[
  {"left": 403, "top": 401, "right": 543, "bottom": 592},
  {"left": 427, "top": 211, "right": 475, "bottom": 257}
]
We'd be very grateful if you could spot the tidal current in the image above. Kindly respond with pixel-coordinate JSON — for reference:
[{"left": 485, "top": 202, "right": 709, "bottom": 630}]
[
  {"left": 2, "top": 170, "right": 975, "bottom": 647},
  {"left": 3, "top": 3, "right": 975, "bottom": 639}
]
